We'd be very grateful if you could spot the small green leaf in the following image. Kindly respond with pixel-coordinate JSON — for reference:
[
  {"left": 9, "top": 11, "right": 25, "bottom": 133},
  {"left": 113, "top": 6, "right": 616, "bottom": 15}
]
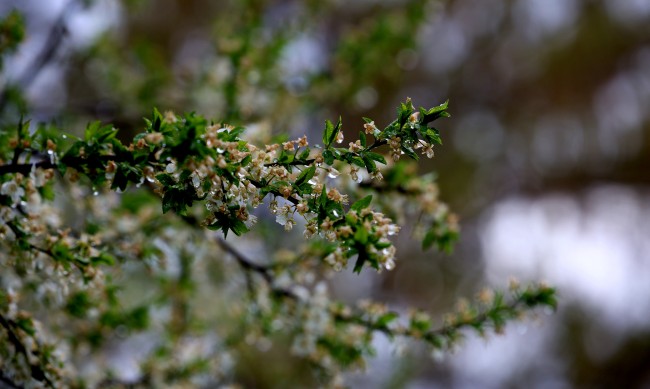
[
  {"left": 84, "top": 121, "right": 102, "bottom": 142},
  {"left": 421, "top": 100, "right": 450, "bottom": 124},
  {"left": 426, "top": 128, "right": 442, "bottom": 145},
  {"left": 323, "top": 119, "right": 334, "bottom": 147},
  {"left": 351, "top": 195, "right": 372, "bottom": 212},
  {"left": 354, "top": 226, "right": 369, "bottom": 245},
  {"left": 401, "top": 145, "right": 419, "bottom": 161},
  {"left": 91, "top": 252, "right": 116, "bottom": 266},
  {"left": 230, "top": 218, "right": 250, "bottom": 236},
  {"left": 110, "top": 166, "right": 129, "bottom": 191},
  {"left": 319, "top": 184, "right": 328, "bottom": 208},
  {"left": 151, "top": 108, "right": 163, "bottom": 132},
  {"left": 353, "top": 249, "right": 368, "bottom": 274},
  {"left": 155, "top": 174, "right": 176, "bottom": 187},
  {"left": 66, "top": 292, "right": 93, "bottom": 318},
  {"left": 422, "top": 229, "right": 436, "bottom": 250},
  {"left": 376, "top": 312, "right": 399, "bottom": 328},
  {"left": 162, "top": 190, "right": 176, "bottom": 214},
  {"left": 126, "top": 306, "right": 150, "bottom": 330},
  {"left": 345, "top": 154, "right": 365, "bottom": 168},
  {"left": 295, "top": 165, "right": 316, "bottom": 187},
  {"left": 323, "top": 117, "right": 342, "bottom": 147},
  {"left": 375, "top": 240, "right": 392, "bottom": 249},
  {"left": 298, "top": 147, "right": 311, "bottom": 160},
  {"left": 15, "top": 316, "right": 36, "bottom": 336},
  {"left": 240, "top": 154, "right": 252, "bottom": 166},
  {"left": 322, "top": 149, "right": 335, "bottom": 165}
]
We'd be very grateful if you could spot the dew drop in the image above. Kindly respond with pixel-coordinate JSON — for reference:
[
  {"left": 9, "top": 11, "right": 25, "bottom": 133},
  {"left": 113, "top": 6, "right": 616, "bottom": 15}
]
[{"left": 327, "top": 168, "right": 340, "bottom": 178}]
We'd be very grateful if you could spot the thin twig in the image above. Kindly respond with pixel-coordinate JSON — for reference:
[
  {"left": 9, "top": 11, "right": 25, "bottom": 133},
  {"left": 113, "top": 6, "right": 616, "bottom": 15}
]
[{"left": 0, "top": 161, "right": 56, "bottom": 175}]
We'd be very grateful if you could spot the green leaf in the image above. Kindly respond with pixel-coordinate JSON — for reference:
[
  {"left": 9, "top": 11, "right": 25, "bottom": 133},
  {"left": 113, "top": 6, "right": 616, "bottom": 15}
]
[
  {"left": 126, "top": 306, "right": 150, "bottom": 330},
  {"left": 318, "top": 185, "right": 326, "bottom": 202},
  {"left": 294, "top": 165, "right": 316, "bottom": 187},
  {"left": 333, "top": 116, "right": 342, "bottom": 144},
  {"left": 325, "top": 201, "right": 344, "bottom": 220},
  {"left": 353, "top": 249, "right": 368, "bottom": 274},
  {"left": 422, "top": 229, "right": 436, "bottom": 250},
  {"left": 151, "top": 108, "right": 163, "bottom": 132},
  {"left": 322, "top": 117, "right": 342, "bottom": 147},
  {"left": 15, "top": 316, "right": 36, "bottom": 336},
  {"left": 354, "top": 226, "right": 369, "bottom": 245},
  {"left": 207, "top": 211, "right": 249, "bottom": 237},
  {"left": 0, "top": 11, "right": 25, "bottom": 64},
  {"left": 230, "top": 218, "right": 250, "bottom": 236},
  {"left": 397, "top": 102, "right": 412, "bottom": 128},
  {"left": 161, "top": 188, "right": 193, "bottom": 215},
  {"left": 162, "top": 190, "right": 176, "bottom": 214},
  {"left": 421, "top": 100, "right": 450, "bottom": 124},
  {"left": 240, "top": 154, "right": 252, "bottom": 166},
  {"left": 298, "top": 147, "right": 311, "bottom": 160},
  {"left": 155, "top": 174, "right": 176, "bottom": 187},
  {"left": 351, "top": 195, "right": 372, "bottom": 212},
  {"left": 345, "top": 153, "right": 365, "bottom": 168},
  {"left": 359, "top": 131, "right": 366, "bottom": 147},
  {"left": 278, "top": 149, "right": 294, "bottom": 164},
  {"left": 66, "top": 292, "right": 93, "bottom": 318},
  {"left": 426, "top": 128, "right": 442, "bottom": 145},
  {"left": 91, "top": 252, "right": 116, "bottom": 266},
  {"left": 362, "top": 155, "right": 377, "bottom": 173},
  {"left": 51, "top": 241, "right": 70, "bottom": 261},
  {"left": 401, "top": 145, "right": 419, "bottom": 161},
  {"left": 110, "top": 165, "right": 129, "bottom": 191},
  {"left": 323, "top": 119, "right": 334, "bottom": 147},
  {"left": 322, "top": 149, "right": 335, "bottom": 165},
  {"left": 365, "top": 151, "right": 386, "bottom": 165},
  {"left": 84, "top": 121, "right": 102, "bottom": 142},
  {"left": 410, "top": 315, "right": 431, "bottom": 332},
  {"left": 376, "top": 312, "right": 399, "bottom": 328}
]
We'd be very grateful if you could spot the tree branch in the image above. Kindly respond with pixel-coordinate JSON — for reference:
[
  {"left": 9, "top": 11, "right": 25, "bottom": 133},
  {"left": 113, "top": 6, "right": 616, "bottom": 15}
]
[{"left": 0, "top": 161, "right": 56, "bottom": 176}]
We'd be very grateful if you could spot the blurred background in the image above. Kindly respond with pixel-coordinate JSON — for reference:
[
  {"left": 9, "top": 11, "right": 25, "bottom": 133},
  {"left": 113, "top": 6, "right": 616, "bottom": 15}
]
[{"left": 1, "top": 0, "right": 650, "bottom": 387}]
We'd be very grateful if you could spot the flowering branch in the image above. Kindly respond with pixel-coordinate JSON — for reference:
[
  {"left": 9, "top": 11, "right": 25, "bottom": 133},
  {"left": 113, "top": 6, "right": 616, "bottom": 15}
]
[{"left": 0, "top": 97, "right": 556, "bottom": 386}]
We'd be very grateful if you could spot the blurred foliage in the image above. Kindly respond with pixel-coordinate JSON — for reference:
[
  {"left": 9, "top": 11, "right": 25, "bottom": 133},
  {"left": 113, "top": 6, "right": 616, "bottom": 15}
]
[{"left": 1, "top": 0, "right": 649, "bottom": 387}]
